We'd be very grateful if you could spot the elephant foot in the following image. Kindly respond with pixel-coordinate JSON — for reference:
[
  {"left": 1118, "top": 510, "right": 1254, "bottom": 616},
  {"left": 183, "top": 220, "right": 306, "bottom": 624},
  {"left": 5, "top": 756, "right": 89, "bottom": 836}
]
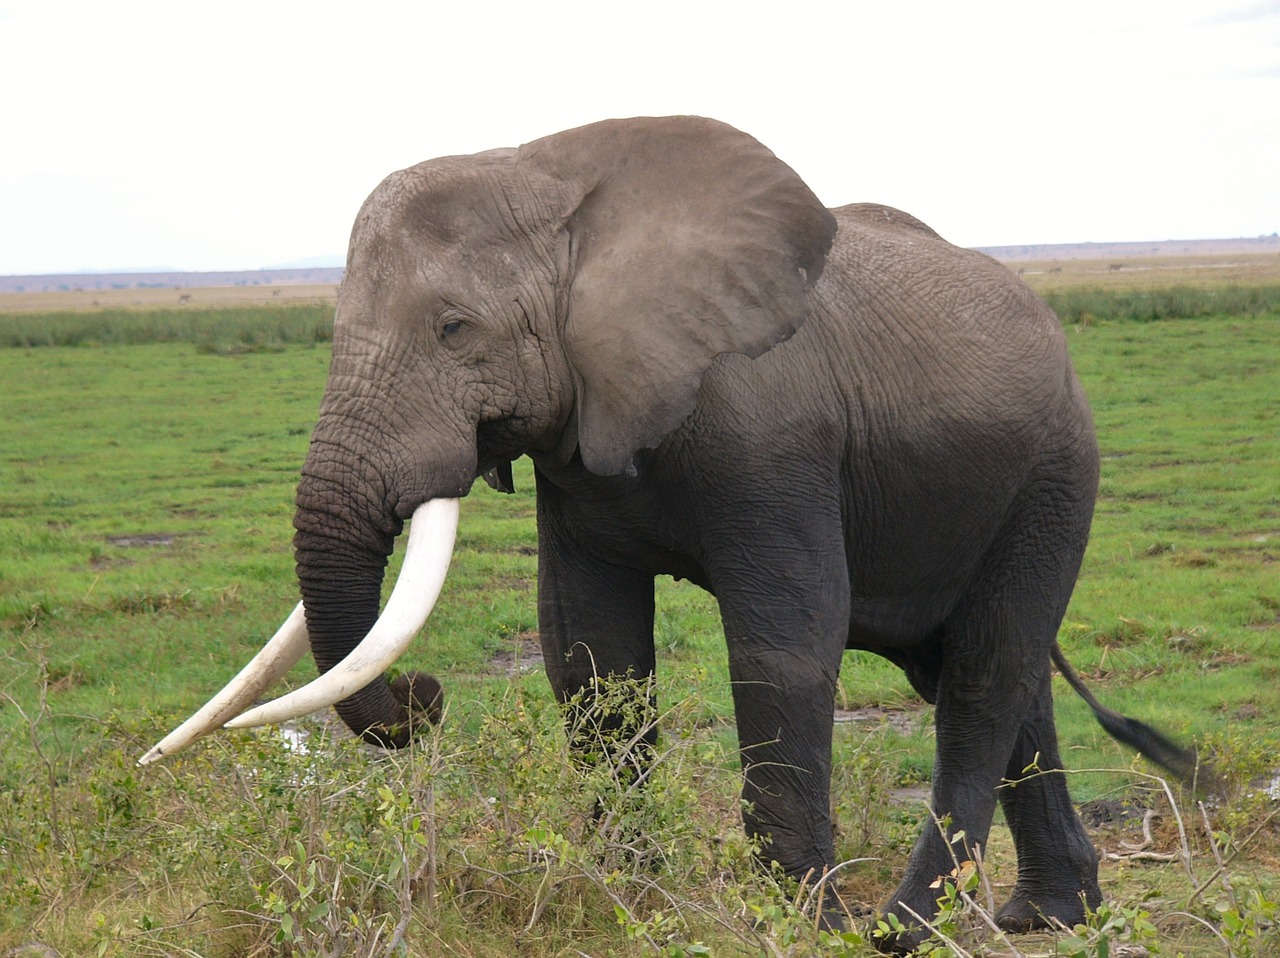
[
  {"left": 869, "top": 915, "right": 928, "bottom": 956},
  {"left": 994, "top": 883, "right": 1099, "bottom": 933},
  {"left": 812, "top": 883, "right": 850, "bottom": 934},
  {"left": 872, "top": 886, "right": 939, "bottom": 955}
]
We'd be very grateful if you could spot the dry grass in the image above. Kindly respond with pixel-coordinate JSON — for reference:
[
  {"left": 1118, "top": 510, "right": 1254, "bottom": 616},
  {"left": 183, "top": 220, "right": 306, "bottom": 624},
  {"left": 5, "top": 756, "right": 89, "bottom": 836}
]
[
  {"left": 1010, "top": 252, "right": 1280, "bottom": 294},
  {"left": 0, "top": 282, "right": 339, "bottom": 312}
]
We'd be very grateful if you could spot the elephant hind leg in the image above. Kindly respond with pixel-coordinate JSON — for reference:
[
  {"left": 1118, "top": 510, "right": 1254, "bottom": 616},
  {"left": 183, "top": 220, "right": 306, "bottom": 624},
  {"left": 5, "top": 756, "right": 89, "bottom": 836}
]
[
  {"left": 995, "top": 672, "right": 1101, "bottom": 931},
  {"left": 879, "top": 486, "right": 1094, "bottom": 950},
  {"left": 879, "top": 641, "right": 1030, "bottom": 950}
]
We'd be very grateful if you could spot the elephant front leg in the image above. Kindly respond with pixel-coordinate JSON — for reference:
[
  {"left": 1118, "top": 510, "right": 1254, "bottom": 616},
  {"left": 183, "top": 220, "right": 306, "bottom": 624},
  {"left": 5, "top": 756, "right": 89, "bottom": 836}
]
[
  {"left": 535, "top": 476, "right": 658, "bottom": 794},
  {"left": 712, "top": 515, "right": 851, "bottom": 922},
  {"left": 729, "top": 644, "right": 843, "bottom": 889}
]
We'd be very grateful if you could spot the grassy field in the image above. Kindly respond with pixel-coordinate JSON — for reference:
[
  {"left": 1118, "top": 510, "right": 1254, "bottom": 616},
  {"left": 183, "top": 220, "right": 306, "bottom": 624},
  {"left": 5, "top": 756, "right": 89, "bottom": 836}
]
[{"left": 1, "top": 273, "right": 1277, "bottom": 956}]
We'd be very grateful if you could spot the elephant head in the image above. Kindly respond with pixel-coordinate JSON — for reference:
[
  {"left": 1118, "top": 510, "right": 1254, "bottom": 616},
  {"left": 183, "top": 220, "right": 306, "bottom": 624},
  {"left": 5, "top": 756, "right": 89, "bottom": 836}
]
[{"left": 141, "top": 116, "right": 835, "bottom": 762}]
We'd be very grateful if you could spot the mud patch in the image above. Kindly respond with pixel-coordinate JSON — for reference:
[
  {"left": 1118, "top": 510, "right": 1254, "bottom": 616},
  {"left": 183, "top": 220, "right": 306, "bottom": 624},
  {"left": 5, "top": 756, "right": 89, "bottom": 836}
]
[
  {"left": 889, "top": 783, "right": 932, "bottom": 808},
  {"left": 89, "top": 554, "right": 133, "bottom": 569},
  {"left": 833, "top": 705, "right": 923, "bottom": 736}
]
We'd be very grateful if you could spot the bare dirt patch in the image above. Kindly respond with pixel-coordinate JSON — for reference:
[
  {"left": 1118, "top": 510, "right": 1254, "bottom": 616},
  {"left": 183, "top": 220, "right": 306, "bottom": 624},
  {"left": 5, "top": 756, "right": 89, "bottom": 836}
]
[
  {"left": 106, "top": 533, "right": 177, "bottom": 547},
  {"left": 489, "top": 629, "right": 544, "bottom": 676}
]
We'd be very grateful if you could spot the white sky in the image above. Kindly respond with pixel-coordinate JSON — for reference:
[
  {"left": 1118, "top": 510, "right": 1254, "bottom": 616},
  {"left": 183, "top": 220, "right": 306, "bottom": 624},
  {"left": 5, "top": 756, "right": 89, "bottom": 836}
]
[{"left": 1, "top": 0, "right": 1276, "bottom": 275}]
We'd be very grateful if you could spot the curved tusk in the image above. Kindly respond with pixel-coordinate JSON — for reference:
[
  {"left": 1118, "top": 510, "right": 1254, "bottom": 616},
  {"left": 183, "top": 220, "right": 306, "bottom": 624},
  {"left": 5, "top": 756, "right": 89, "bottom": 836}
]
[
  {"left": 225, "top": 497, "right": 459, "bottom": 731},
  {"left": 138, "top": 600, "right": 310, "bottom": 765}
]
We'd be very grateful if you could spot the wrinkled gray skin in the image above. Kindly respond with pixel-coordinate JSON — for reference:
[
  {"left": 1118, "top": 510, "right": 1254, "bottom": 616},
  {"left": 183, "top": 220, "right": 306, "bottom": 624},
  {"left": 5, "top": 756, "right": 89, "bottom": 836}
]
[{"left": 296, "top": 117, "right": 1102, "bottom": 949}]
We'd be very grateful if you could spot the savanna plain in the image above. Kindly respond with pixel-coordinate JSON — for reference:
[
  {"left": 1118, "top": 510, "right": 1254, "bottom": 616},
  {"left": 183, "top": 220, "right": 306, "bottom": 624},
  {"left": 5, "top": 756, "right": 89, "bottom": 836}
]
[{"left": 1, "top": 256, "right": 1278, "bottom": 957}]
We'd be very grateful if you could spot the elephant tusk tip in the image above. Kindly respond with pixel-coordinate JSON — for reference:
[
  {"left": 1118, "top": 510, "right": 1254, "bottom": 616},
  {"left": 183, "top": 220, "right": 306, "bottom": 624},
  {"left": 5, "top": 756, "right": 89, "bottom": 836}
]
[
  {"left": 222, "top": 710, "right": 267, "bottom": 730},
  {"left": 138, "top": 746, "right": 165, "bottom": 766}
]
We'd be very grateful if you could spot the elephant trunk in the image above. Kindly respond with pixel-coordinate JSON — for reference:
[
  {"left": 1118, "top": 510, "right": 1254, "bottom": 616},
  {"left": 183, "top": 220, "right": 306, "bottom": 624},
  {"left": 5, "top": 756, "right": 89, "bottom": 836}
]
[
  {"left": 220, "top": 482, "right": 460, "bottom": 746},
  {"left": 278, "top": 452, "right": 406, "bottom": 743},
  {"left": 222, "top": 376, "right": 473, "bottom": 744},
  {"left": 250, "top": 409, "right": 465, "bottom": 745},
  {"left": 138, "top": 488, "right": 458, "bottom": 764},
  {"left": 293, "top": 478, "right": 412, "bottom": 746}
]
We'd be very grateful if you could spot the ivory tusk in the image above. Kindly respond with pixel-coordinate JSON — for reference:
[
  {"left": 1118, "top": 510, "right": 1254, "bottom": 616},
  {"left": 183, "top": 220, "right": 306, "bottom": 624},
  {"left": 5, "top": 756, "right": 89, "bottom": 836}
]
[
  {"left": 225, "top": 497, "right": 459, "bottom": 730},
  {"left": 138, "top": 600, "right": 310, "bottom": 765}
]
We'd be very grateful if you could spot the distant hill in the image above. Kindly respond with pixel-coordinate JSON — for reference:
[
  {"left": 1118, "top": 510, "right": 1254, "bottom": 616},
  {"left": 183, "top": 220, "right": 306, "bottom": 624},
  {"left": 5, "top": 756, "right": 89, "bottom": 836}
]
[
  {"left": 974, "top": 235, "right": 1280, "bottom": 262},
  {"left": 2, "top": 236, "right": 1276, "bottom": 294}
]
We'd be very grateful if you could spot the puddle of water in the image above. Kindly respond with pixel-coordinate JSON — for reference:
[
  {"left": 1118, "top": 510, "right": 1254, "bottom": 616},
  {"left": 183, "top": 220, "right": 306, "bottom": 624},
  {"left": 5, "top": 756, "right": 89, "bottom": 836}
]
[{"left": 277, "top": 723, "right": 310, "bottom": 755}]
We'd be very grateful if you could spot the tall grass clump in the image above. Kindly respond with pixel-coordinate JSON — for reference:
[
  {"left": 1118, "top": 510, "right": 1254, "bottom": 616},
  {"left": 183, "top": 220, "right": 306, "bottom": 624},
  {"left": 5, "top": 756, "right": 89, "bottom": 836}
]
[
  {"left": 5, "top": 647, "right": 1277, "bottom": 958},
  {"left": 1045, "top": 283, "right": 1280, "bottom": 325},
  {"left": 0, "top": 665, "right": 881, "bottom": 957},
  {"left": 0, "top": 304, "right": 334, "bottom": 350}
]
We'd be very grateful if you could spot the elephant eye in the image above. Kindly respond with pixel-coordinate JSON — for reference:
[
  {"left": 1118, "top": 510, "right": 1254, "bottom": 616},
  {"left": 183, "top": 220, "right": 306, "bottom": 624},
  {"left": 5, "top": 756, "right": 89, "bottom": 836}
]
[{"left": 437, "top": 312, "right": 466, "bottom": 342}]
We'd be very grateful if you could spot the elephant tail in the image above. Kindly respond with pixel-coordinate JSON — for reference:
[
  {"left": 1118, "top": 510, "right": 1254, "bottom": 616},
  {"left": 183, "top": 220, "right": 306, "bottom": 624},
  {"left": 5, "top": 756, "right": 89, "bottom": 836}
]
[{"left": 1050, "top": 643, "right": 1202, "bottom": 785}]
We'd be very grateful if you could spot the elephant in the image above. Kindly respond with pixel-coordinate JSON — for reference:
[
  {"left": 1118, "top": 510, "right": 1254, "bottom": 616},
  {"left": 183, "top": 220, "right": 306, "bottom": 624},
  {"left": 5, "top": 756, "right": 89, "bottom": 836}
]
[{"left": 143, "top": 116, "right": 1195, "bottom": 950}]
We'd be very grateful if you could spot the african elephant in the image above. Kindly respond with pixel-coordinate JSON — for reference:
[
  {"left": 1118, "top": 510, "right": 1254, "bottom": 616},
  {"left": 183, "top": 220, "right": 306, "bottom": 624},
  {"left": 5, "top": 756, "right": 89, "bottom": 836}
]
[{"left": 144, "top": 116, "right": 1194, "bottom": 949}]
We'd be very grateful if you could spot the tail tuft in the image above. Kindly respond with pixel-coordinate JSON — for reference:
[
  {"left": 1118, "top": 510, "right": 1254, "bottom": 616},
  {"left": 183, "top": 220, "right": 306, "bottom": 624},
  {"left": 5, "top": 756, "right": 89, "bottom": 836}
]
[{"left": 1092, "top": 709, "right": 1200, "bottom": 783}]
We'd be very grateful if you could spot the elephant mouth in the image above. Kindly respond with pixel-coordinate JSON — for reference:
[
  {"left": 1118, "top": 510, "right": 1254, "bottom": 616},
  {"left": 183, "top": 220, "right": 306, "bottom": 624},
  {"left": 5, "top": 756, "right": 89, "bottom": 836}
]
[{"left": 138, "top": 498, "right": 459, "bottom": 765}]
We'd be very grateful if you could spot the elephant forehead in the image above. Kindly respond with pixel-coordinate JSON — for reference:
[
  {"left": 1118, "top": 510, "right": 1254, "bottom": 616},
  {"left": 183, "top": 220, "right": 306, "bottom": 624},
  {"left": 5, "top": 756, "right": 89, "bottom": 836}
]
[
  {"left": 366, "top": 155, "right": 518, "bottom": 243},
  {"left": 346, "top": 203, "right": 535, "bottom": 314},
  {"left": 402, "top": 236, "right": 532, "bottom": 303}
]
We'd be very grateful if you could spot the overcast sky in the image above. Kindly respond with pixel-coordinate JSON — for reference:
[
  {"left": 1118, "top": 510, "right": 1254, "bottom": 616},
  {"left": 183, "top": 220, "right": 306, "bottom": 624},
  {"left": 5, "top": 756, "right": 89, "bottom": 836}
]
[{"left": 1, "top": 0, "right": 1276, "bottom": 275}]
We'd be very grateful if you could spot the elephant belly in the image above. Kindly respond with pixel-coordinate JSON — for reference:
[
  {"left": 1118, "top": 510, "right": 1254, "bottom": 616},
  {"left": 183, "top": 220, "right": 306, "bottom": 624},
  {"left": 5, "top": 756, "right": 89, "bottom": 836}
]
[
  {"left": 838, "top": 466, "right": 1012, "bottom": 650},
  {"left": 845, "top": 590, "right": 957, "bottom": 650}
]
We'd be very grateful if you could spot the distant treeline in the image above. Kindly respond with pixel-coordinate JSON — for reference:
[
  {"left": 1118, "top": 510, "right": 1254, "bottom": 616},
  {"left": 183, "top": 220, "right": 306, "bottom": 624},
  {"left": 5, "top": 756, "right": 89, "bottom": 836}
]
[
  {"left": 2, "top": 287, "right": 1279, "bottom": 350},
  {"left": 0, "top": 304, "right": 335, "bottom": 351}
]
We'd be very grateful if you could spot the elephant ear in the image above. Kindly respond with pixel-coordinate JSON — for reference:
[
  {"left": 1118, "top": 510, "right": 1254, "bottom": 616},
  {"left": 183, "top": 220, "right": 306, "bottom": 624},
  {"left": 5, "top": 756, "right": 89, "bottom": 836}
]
[{"left": 516, "top": 116, "right": 837, "bottom": 476}]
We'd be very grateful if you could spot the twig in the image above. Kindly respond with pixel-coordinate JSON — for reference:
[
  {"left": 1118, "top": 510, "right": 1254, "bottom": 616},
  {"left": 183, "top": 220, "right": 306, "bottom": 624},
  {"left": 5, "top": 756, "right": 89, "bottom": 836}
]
[
  {"left": 897, "top": 901, "right": 976, "bottom": 958},
  {"left": 976, "top": 843, "right": 997, "bottom": 916},
  {"left": 1103, "top": 808, "right": 1181, "bottom": 859},
  {"left": 920, "top": 810, "right": 1028, "bottom": 957},
  {"left": 1197, "top": 802, "right": 1236, "bottom": 909},
  {"left": 1117, "top": 808, "right": 1159, "bottom": 851},
  {"left": 1007, "top": 765, "right": 1198, "bottom": 884},
  {"left": 1104, "top": 849, "right": 1181, "bottom": 862},
  {"left": 2, "top": 665, "right": 65, "bottom": 850},
  {"left": 1163, "top": 910, "right": 1234, "bottom": 952},
  {"left": 1186, "top": 803, "right": 1280, "bottom": 908},
  {"left": 797, "top": 856, "right": 878, "bottom": 921}
]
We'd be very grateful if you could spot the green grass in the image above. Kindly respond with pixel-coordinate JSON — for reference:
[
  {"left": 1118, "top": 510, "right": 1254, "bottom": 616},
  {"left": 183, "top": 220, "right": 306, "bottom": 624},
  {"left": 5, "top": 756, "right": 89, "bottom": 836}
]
[
  {"left": 1043, "top": 284, "right": 1280, "bottom": 325},
  {"left": 0, "top": 303, "right": 334, "bottom": 350},
  {"left": 1, "top": 304, "right": 1278, "bottom": 956}
]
